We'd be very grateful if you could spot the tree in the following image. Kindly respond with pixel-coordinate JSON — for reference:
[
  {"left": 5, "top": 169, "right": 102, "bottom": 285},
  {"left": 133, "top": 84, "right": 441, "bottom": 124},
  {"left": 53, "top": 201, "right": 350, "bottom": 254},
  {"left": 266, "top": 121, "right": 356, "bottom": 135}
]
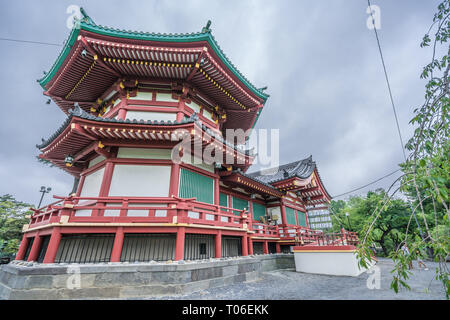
[
  {"left": 0, "top": 194, "right": 33, "bottom": 255},
  {"left": 357, "top": 1, "right": 449, "bottom": 299},
  {"left": 331, "top": 190, "right": 413, "bottom": 256}
]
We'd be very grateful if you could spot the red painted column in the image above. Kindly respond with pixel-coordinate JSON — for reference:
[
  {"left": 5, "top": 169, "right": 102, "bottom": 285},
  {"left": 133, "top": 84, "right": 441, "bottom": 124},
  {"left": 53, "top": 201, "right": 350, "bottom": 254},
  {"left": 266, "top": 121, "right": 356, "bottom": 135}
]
[
  {"left": 176, "top": 97, "right": 186, "bottom": 122},
  {"left": 263, "top": 241, "right": 269, "bottom": 254},
  {"left": 117, "top": 108, "right": 127, "bottom": 120},
  {"left": 276, "top": 243, "right": 281, "bottom": 253},
  {"left": 43, "top": 227, "right": 62, "bottom": 263},
  {"left": 110, "top": 227, "right": 124, "bottom": 262},
  {"left": 215, "top": 230, "right": 222, "bottom": 258},
  {"left": 175, "top": 227, "right": 185, "bottom": 261},
  {"left": 214, "top": 176, "right": 220, "bottom": 206},
  {"left": 15, "top": 235, "right": 30, "bottom": 261},
  {"left": 242, "top": 233, "right": 248, "bottom": 256},
  {"left": 169, "top": 163, "right": 180, "bottom": 197},
  {"left": 280, "top": 204, "right": 287, "bottom": 225},
  {"left": 248, "top": 236, "right": 253, "bottom": 255},
  {"left": 27, "top": 233, "right": 42, "bottom": 262},
  {"left": 99, "top": 162, "right": 114, "bottom": 197},
  {"left": 76, "top": 176, "right": 85, "bottom": 197}
]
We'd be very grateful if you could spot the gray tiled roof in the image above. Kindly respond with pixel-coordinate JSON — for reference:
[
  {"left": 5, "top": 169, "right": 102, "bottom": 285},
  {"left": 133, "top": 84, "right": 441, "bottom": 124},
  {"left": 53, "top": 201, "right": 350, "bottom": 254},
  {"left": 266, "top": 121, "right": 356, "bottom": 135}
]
[
  {"left": 37, "top": 105, "right": 253, "bottom": 156},
  {"left": 36, "top": 105, "right": 198, "bottom": 150},
  {"left": 233, "top": 168, "right": 281, "bottom": 192},
  {"left": 246, "top": 155, "right": 316, "bottom": 184}
]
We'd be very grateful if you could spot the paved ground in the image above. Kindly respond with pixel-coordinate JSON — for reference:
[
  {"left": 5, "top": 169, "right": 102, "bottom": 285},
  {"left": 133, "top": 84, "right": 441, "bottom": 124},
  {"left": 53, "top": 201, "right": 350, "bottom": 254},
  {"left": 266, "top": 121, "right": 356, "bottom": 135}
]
[{"left": 150, "top": 258, "right": 447, "bottom": 300}]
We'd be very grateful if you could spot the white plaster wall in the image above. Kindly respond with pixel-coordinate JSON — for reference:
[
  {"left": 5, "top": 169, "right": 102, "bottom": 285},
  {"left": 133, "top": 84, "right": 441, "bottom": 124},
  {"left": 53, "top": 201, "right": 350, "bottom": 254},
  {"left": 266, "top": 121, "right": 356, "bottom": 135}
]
[
  {"left": 80, "top": 168, "right": 105, "bottom": 197},
  {"left": 88, "top": 156, "right": 106, "bottom": 168},
  {"left": 126, "top": 111, "right": 176, "bottom": 122},
  {"left": 117, "top": 148, "right": 171, "bottom": 159},
  {"left": 294, "top": 251, "right": 373, "bottom": 276},
  {"left": 186, "top": 100, "right": 201, "bottom": 113},
  {"left": 156, "top": 92, "right": 178, "bottom": 102},
  {"left": 181, "top": 153, "right": 215, "bottom": 173},
  {"left": 133, "top": 91, "right": 154, "bottom": 101},
  {"left": 203, "top": 109, "right": 213, "bottom": 121},
  {"left": 103, "top": 203, "right": 121, "bottom": 217},
  {"left": 108, "top": 165, "right": 171, "bottom": 197}
]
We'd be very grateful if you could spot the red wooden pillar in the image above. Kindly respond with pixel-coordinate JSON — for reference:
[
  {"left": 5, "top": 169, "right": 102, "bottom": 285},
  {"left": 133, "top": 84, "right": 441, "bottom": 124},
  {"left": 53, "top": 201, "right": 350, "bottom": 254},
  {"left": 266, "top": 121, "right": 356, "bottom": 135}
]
[
  {"left": 175, "top": 227, "right": 185, "bottom": 261},
  {"left": 111, "top": 227, "right": 124, "bottom": 262},
  {"left": 280, "top": 204, "right": 287, "bottom": 225},
  {"left": 263, "top": 241, "right": 269, "bottom": 254},
  {"left": 117, "top": 108, "right": 127, "bottom": 120},
  {"left": 16, "top": 235, "right": 30, "bottom": 261},
  {"left": 276, "top": 242, "right": 281, "bottom": 253},
  {"left": 242, "top": 233, "right": 248, "bottom": 256},
  {"left": 169, "top": 163, "right": 180, "bottom": 197},
  {"left": 99, "top": 162, "right": 114, "bottom": 197},
  {"left": 76, "top": 175, "right": 85, "bottom": 197},
  {"left": 214, "top": 177, "right": 220, "bottom": 206},
  {"left": 43, "top": 227, "right": 62, "bottom": 263},
  {"left": 176, "top": 97, "right": 185, "bottom": 122},
  {"left": 27, "top": 232, "right": 42, "bottom": 262},
  {"left": 215, "top": 230, "right": 222, "bottom": 258},
  {"left": 248, "top": 236, "right": 253, "bottom": 255}
]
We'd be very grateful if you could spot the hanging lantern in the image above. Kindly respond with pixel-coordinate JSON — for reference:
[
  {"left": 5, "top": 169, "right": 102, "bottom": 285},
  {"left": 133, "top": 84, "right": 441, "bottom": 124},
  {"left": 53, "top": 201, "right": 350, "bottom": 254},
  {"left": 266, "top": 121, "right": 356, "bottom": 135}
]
[{"left": 65, "top": 155, "right": 74, "bottom": 167}]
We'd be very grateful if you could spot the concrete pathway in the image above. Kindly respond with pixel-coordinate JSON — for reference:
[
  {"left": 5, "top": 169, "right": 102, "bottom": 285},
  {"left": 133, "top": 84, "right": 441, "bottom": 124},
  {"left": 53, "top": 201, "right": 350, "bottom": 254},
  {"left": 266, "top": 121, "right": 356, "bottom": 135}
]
[{"left": 150, "top": 258, "right": 447, "bottom": 300}]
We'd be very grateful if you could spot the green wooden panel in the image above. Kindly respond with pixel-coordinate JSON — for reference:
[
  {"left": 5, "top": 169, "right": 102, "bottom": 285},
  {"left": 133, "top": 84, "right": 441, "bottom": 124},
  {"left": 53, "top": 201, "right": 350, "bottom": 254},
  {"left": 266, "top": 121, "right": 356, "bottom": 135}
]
[
  {"left": 285, "top": 207, "right": 297, "bottom": 225},
  {"left": 232, "top": 197, "right": 248, "bottom": 215},
  {"left": 252, "top": 203, "right": 266, "bottom": 221},
  {"left": 297, "top": 210, "right": 307, "bottom": 227},
  {"left": 219, "top": 193, "right": 228, "bottom": 207},
  {"left": 179, "top": 169, "right": 214, "bottom": 204}
]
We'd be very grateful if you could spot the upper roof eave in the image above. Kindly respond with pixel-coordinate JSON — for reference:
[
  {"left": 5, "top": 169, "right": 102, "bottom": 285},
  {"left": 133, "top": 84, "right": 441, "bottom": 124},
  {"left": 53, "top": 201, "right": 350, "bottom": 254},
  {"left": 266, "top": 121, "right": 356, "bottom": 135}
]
[{"left": 38, "top": 16, "right": 269, "bottom": 102}]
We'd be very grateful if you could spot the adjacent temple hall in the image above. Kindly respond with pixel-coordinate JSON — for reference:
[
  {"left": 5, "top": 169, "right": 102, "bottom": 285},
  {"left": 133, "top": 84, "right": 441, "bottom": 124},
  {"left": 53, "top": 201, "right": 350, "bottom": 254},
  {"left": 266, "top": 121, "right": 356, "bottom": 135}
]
[{"left": 17, "top": 10, "right": 335, "bottom": 264}]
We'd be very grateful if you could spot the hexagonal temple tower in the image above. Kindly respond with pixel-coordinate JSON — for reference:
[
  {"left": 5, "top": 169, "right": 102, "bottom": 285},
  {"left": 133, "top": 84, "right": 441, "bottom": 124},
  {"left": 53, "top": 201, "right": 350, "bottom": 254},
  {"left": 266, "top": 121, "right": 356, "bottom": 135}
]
[{"left": 16, "top": 10, "right": 346, "bottom": 265}]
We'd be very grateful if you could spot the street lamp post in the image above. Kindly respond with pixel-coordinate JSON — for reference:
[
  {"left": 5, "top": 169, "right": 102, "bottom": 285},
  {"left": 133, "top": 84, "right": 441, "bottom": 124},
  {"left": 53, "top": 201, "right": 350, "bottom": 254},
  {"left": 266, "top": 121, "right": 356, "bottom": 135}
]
[{"left": 38, "top": 186, "right": 52, "bottom": 208}]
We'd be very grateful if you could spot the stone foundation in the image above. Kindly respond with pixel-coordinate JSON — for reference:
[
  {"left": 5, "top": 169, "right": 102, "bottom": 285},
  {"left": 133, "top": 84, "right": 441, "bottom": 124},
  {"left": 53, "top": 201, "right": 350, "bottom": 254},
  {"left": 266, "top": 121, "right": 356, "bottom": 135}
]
[{"left": 0, "top": 254, "right": 294, "bottom": 299}]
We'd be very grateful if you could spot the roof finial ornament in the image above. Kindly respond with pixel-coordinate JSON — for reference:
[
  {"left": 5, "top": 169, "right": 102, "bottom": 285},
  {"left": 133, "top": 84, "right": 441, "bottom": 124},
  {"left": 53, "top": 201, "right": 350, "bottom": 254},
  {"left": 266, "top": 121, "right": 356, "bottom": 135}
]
[
  {"left": 79, "top": 7, "right": 95, "bottom": 25},
  {"left": 202, "top": 20, "right": 212, "bottom": 33},
  {"left": 258, "top": 86, "right": 268, "bottom": 91}
]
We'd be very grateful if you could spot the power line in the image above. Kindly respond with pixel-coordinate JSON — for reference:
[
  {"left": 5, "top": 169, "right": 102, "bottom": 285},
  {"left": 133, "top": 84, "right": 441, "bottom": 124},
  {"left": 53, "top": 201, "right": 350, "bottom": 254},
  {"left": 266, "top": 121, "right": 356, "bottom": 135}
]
[
  {"left": 332, "top": 169, "right": 401, "bottom": 198},
  {"left": 0, "top": 37, "right": 62, "bottom": 47},
  {"left": 367, "top": 0, "right": 424, "bottom": 238},
  {"left": 367, "top": 0, "right": 407, "bottom": 161}
]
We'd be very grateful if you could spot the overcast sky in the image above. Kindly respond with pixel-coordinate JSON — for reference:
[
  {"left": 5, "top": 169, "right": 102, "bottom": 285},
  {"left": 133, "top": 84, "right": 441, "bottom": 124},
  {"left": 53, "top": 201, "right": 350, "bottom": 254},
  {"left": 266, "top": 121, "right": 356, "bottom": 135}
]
[{"left": 0, "top": 0, "right": 443, "bottom": 207}]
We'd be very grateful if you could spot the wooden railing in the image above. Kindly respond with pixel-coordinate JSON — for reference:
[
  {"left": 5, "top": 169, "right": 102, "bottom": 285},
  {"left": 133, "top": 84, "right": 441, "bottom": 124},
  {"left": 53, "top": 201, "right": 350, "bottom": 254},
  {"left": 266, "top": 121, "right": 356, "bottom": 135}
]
[
  {"left": 29, "top": 195, "right": 249, "bottom": 230},
  {"left": 28, "top": 195, "right": 358, "bottom": 246}
]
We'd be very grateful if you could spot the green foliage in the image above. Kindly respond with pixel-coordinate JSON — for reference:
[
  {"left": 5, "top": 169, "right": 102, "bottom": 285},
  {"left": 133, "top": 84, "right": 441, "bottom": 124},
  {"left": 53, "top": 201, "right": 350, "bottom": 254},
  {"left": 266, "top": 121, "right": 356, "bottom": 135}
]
[
  {"left": 357, "top": 1, "right": 450, "bottom": 299},
  {"left": 332, "top": 190, "right": 413, "bottom": 256},
  {"left": 0, "top": 194, "right": 33, "bottom": 255}
]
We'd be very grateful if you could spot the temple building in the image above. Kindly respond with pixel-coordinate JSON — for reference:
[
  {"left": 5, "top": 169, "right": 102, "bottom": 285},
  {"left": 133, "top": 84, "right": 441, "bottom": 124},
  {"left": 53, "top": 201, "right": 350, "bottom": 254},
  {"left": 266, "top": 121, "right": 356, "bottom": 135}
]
[{"left": 17, "top": 9, "right": 337, "bottom": 264}]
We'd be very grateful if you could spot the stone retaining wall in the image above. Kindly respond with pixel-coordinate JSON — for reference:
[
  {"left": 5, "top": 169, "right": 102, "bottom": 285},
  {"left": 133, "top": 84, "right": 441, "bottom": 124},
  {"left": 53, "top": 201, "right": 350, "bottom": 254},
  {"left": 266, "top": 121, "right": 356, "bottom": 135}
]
[{"left": 0, "top": 254, "right": 294, "bottom": 299}]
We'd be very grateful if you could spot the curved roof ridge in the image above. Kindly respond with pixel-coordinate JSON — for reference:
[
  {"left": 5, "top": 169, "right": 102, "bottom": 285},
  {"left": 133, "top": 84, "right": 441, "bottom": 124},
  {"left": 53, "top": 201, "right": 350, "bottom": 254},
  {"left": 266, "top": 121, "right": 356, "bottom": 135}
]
[
  {"left": 38, "top": 9, "right": 269, "bottom": 101},
  {"left": 36, "top": 104, "right": 199, "bottom": 150},
  {"left": 36, "top": 105, "right": 252, "bottom": 156}
]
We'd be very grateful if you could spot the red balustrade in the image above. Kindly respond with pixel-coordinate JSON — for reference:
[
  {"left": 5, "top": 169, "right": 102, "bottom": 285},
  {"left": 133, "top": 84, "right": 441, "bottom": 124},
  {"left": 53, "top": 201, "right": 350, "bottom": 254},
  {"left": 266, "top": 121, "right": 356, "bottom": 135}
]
[{"left": 27, "top": 195, "right": 358, "bottom": 247}]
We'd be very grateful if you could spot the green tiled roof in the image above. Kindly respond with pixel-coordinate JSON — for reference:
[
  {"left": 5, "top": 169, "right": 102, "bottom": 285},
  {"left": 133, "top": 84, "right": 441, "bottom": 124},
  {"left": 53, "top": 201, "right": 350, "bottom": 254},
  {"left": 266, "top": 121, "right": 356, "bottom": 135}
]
[{"left": 38, "top": 8, "right": 269, "bottom": 102}]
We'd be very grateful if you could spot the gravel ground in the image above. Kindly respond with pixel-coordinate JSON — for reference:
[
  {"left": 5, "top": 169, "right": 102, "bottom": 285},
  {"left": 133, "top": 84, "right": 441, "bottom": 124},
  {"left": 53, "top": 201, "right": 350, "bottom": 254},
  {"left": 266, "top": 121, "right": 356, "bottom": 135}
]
[{"left": 149, "top": 258, "right": 447, "bottom": 300}]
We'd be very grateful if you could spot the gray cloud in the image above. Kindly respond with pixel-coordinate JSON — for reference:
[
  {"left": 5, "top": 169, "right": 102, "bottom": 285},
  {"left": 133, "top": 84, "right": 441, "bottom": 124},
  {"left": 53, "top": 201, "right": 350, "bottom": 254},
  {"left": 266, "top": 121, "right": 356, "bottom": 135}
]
[{"left": 0, "top": 0, "right": 442, "bottom": 206}]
